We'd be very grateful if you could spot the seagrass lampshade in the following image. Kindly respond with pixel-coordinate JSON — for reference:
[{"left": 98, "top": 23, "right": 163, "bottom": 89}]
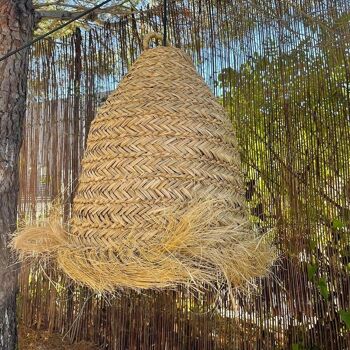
[{"left": 13, "top": 37, "right": 275, "bottom": 292}]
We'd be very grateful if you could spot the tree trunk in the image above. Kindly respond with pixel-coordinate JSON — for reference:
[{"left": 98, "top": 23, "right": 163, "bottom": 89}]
[{"left": 0, "top": 1, "right": 34, "bottom": 349}]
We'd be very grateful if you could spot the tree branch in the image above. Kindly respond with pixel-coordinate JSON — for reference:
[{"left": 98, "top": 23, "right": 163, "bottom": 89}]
[
  {"left": 35, "top": 3, "right": 85, "bottom": 10},
  {"left": 37, "top": 4, "right": 133, "bottom": 20}
]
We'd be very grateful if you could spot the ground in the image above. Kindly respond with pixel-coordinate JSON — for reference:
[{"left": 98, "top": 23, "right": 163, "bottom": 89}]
[{"left": 19, "top": 326, "right": 98, "bottom": 350}]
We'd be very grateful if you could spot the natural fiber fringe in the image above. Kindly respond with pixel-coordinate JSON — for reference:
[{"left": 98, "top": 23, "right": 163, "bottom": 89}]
[
  {"left": 12, "top": 199, "right": 276, "bottom": 293},
  {"left": 11, "top": 205, "right": 68, "bottom": 257}
]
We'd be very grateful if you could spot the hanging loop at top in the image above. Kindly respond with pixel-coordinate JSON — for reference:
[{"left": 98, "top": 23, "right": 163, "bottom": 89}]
[{"left": 143, "top": 32, "right": 164, "bottom": 50}]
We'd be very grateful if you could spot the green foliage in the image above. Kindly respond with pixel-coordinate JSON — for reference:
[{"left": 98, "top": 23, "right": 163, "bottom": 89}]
[
  {"left": 339, "top": 310, "right": 350, "bottom": 330},
  {"left": 307, "top": 263, "right": 317, "bottom": 281},
  {"left": 218, "top": 34, "right": 350, "bottom": 254},
  {"left": 317, "top": 277, "right": 329, "bottom": 300},
  {"left": 332, "top": 218, "right": 345, "bottom": 230},
  {"left": 217, "top": 29, "right": 349, "bottom": 344}
]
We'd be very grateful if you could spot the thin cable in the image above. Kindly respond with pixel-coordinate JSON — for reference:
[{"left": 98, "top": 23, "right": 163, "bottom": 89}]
[
  {"left": 162, "top": 0, "right": 167, "bottom": 46},
  {"left": 0, "top": 0, "right": 113, "bottom": 63}
]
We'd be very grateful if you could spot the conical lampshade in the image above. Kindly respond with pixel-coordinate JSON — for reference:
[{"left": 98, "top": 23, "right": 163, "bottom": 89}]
[{"left": 13, "top": 44, "right": 275, "bottom": 292}]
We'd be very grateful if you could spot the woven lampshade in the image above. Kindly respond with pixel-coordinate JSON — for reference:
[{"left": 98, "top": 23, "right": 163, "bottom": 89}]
[{"left": 13, "top": 41, "right": 275, "bottom": 292}]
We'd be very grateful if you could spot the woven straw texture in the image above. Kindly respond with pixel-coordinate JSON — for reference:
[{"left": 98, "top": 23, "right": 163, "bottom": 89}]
[{"left": 13, "top": 45, "right": 275, "bottom": 292}]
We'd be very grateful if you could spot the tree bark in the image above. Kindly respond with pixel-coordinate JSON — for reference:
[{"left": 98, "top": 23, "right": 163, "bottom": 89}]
[{"left": 0, "top": 1, "right": 34, "bottom": 349}]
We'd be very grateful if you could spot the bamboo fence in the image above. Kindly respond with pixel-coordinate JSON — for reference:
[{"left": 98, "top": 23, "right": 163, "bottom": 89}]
[{"left": 18, "top": 0, "right": 350, "bottom": 349}]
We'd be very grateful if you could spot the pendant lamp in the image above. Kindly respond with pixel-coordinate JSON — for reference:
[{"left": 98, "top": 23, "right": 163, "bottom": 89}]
[{"left": 13, "top": 34, "right": 275, "bottom": 293}]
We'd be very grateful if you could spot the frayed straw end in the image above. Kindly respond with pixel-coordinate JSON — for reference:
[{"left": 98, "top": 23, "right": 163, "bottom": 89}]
[{"left": 10, "top": 222, "right": 67, "bottom": 258}]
